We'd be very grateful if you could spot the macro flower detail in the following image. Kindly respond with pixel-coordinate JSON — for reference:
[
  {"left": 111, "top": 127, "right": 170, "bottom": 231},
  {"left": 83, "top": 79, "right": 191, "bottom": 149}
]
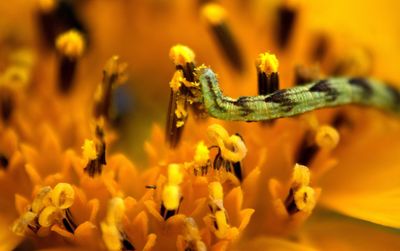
[
  {"left": 12, "top": 183, "right": 76, "bottom": 236},
  {"left": 1, "top": 0, "right": 400, "bottom": 250}
]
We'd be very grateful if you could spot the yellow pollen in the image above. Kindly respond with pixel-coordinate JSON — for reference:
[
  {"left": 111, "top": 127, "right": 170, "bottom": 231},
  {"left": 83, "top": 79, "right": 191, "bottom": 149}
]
[
  {"left": 209, "top": 181, "right": 223, "bottom": 201},
  {"left": 169, "top": 45, "right": 195, "bottom": 66},
  {"left": 215, "top": 210, "right": 229, "bottom": 238},
  {"left": 194, "top": 141, "right": 210, "bottom": 166},
  {"left": 56, "top": 29, "right": 85, "bottom": 58},
  {"left": 168, "top": 164, "right": 183, "bottom": 185},
  {"left": 162, "top": 185, "right": 181, "bottom": 210},
  {"left": 201, "top": 3, "right": 227, "bottom": 25},
  {"left": 292, "top": 164, "right": 311, "bottom": 188},
  {"left": 82, "top": 139, "right": 97, "bottom": 160},
  {"left": 294, "top": 186, "right": 316, "bottom": 213},
  {"left": 175, "top": 98, "right": 187, "bottom": 121},
  {"left": 51, "top": 183, "right": 75, "bottom": 209},
  {"left": 256, "top": 52, "right": 279, "bottom": 74},
  {"left": 12, "top": 211, "right": 37, "bottom": 236},
  {"left": 38, "top": 205, "right": 60, "bottom": 227},
  {"left": 169, "top": 71, "right": 183, "bottom": 92},
  {"left": 31, "top": 186, "right": 53, "bottom": 214},
  {"left": 315, "top": 125, "right": 340, "bottom": 149}
]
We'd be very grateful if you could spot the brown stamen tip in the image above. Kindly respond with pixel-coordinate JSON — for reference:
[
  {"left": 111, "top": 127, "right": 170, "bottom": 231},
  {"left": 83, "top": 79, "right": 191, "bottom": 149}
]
[
  {"left": 201, "top": 3, "right": 244, "bottom": 72},
  {"left": 284, "top": 188, "right": 299, "bottom": 214},
  {"left": 160, "top": 197, "right": 183, "bottom": 221},
  {"left": 256, "top": 52, "right": 280, "bottom": 95},
  {"left": 121, "top": 232, "right": 135, "bottom": 251},
  {"left": 0, "top": 88, "right": 14, "bottom": 123},
  {"left": 276, "top": 4, "right": 297, "bottom": 49},
  {"left": 58, "top": 57, "right": 77, "bottom": 93},
  {"left": 295, "top": 131, "right": 319, "bottom": 166},
  {"left": 0, "top": 154, "right": 9, "bottom": 170},
  {"left": 62, "top": 209, "right": 77, "bottom": 233}
]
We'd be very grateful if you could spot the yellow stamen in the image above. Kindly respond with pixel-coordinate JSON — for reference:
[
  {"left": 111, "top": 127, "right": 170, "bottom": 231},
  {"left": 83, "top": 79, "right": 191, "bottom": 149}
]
[
  {"left": 292, "top": 163, "right": 310, "bottom": 188},
  {"left": 315, "top": 125, "right": 340, "bottom": 150},
  {"left": 214, "top": 210, "right": 229, "bottom": 238},
  {"left": 38, "top": 205, "right": 61, "bottom": 227},
  {"left": 168, "top": 164, "right": 183, "bottom": 185},
  {"left": 208, "top": 124, "right": 247, "bottom": 162},
  {"left": 12, "top": 211, "right": 37, "bottom": 236},
  {"left": 101, "top": 198, "right": 126, "bottom": 251},
  {"left": 201, "top": 3, "right": 227, "bottom": 25},
  {"left": 51, "top": 183, "right": 75, "bottom": 209},
  {"left": 56, "top": 29, "right": 85, "bottom": 59},
  {"left": 294, "top": 186, "right": 316, "bottom": 213},
  {"left": 162, "top": 185, "right": 181, "bottom": 210},
  {"left": 105, "top": 197, "right": 125, "bottom": 225},
  {"left": 31, "top": 186, "right": 53, "bottom": 214},
  {"left": 194, "top": 141, "right": 210, "bottom": 167},
  {"left": 209, "top": 181, "right": 224, "bottom": 201},
  {"left": 82, "top": 139, "right": 97, "bottom": 160},
  {"left": 101, "top": 222, "right": 122, "bottom": 251},
  {"left": 169, "top": 45, "right": 195, "bottom": 66},
  {"left": 256, "top": 52, "right": 279, "bottom": 74}
]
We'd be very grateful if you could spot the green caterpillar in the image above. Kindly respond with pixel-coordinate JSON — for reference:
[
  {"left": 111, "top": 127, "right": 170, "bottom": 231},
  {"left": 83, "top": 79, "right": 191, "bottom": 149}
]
[{"left": 197, "top": 67, "right": 400, "bottom": 121}]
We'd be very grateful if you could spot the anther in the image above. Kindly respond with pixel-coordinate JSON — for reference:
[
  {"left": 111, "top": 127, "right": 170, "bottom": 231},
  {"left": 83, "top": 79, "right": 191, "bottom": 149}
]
[
  {"left": 166, "top": 45, "right": 198, "bottom": 148},
  {"left": 13, "top": 183, "right": 77, "bottom": 236},
  {"left": 94, "top": 56, "right": 128, "bottom": 121},
  {"left": 207, "top": 182, "right": 232, "bottom": 239},
  {"left": 293, "top": 186, "right": 316, "bottom": 213},
  {"left": 169, "top": 45, "right": 196, "bottom": 82},
  {"left": 256, "top": 52, "right": 280, "bottom": 95},
  {"left": 275, "top": 1, "right": 298, "bottom": 49},
  {"left": 161, "top": 164, "right": 183, "bottom": 220},
  {"left": 82, "top": 123, "right": 107, "bottom": 177},
  {"left": 51, "top": 183, "right": 75, "bottom": 209},
  {"left": 207, "top": 124, "right": 247, "bottom": 182},
  {"left": 192, "top": 141, "right": 211, "bottom": 176},
  {"left": 295, "top": 125, "right": 339, "bottom": 166},
  {"left": 201, "top": 3, "right": 244, "bottom": 72},
  {"left": 55, "top": 29, "right": 85, "bottom": 93},
  {"left": 37, "top": 0, "right": 88, "bottom": 50},
  {"left": 284, "top": 164, "right": 316, "bottom": 214}
]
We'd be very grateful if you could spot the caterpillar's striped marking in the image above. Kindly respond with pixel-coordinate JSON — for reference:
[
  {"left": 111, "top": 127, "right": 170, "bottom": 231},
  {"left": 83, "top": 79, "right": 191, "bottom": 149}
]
[{"left": 197, "top": 67, "right": 400, "bottom": 121}]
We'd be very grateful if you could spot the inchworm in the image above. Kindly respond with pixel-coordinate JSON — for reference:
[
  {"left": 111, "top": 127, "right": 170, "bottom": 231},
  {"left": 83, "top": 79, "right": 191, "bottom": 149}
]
[{"left": 197, "top": 67, "right": 400, "bottom": 121}]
